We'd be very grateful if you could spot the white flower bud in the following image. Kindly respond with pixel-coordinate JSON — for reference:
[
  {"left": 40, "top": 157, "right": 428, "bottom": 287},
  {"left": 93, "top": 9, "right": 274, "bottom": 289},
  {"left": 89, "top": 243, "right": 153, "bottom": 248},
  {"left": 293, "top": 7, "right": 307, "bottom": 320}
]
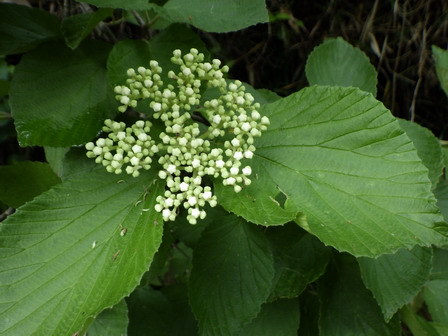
[
  {"left": 212, "top": 115, "right": 221, "bottom": 124},
  {"left": 241, "top": 122, "right": 251, "bottom": 132},
  {"left": 153, "top": 102, "right": 162, "bottom": 111},
  {"left": 203, "top": 191, "right": 212, "bottom": 200},
  {"left": 167, "top": 164, "right": 177, "bottom": 174},
  {"left": 93, "top": 147, "right": 103, "bottom": 155},
  {"left": 120, "top": 96, "right": 130, "bottom": 105},
  {"left": 231, "top": 138, "right": 240, "bottom": 147},
  {"left": 132, "top": 145, "right": 142, "bottom": 153},
  {"left": 188, "top": 196, "right": 197, "bottom": 206},
  {"left": 233, "top": 151, "right": 243, "bottom": 160},
  {"left": 244, "top": 150, "right": 253, "bottom": 159},
  {"left": 130, "top": 157, "right": 140, "bottom": 166},
  {"left": 230, "top": 167, "right": 239, "bottom": 175},
  {"left": 242, "top": 166, "right": 252, "bottom": 176},
  {"left": 191, "top": 208, "right": 200, "bottom": 218},
  {"left": 236, "top": 96, "right": 245, "bottom": 105},
  {"left": 261, "top": 116, "right": 270, "bottom": 125},
  {"left": 162, "top": 209, "right": 171, "bottom": 219},
  {"left": 215, "top": 160, "right": 225, "bottom": 168},
  {"left": 159, "top": 170, "right": 167, "bottom": 179},
  {"left": 180, "top": 182, "right": 189, "bottom": 191},
  {"left": 165, "top": 198, "right": 174, "bottom": 207}
]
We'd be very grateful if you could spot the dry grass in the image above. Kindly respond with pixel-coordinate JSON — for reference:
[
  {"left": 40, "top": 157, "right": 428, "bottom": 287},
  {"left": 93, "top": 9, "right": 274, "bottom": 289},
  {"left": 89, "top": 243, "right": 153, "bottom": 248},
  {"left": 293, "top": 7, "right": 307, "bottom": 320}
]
[{"left": 208, "top": 0, "right": 448, "bottom": 137}]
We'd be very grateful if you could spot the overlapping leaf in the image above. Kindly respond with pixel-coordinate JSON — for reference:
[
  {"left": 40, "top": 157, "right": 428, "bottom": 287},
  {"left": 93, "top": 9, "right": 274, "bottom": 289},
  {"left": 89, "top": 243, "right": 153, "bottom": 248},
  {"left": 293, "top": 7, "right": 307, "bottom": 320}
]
[
  {"left": 0, "top": 3, "right": 60, "bottom": 55},
  {"left": 0, "top": 161, "right": 61, "bottom": 208},
  {"left": 432, "top": 45, "right": 448, "bottom": 97},
  {"left": 254, "top": 85, "right": 447, "bottom": 257},
  {"left": 398, "top": 119, "right": 443, "bottom": 189},
  {"left": 0, "top": 168, "right": 163, "bottom": 335},
  {"left": 358, "top": 246, "right": 433, "bottom": 320},
  {"left": 306, "top": 37, "right": 378, "bottom": 95},
  {"left": 189, "top": 212, "right": 275, "bottom": 335},
  {"left": 318, "top": 255, "right": 400, "bottom": 336},
  {"left": 10, "top": 41, "right": 114, "bottom": 147},
  {"left": 237, "top": 299, "right": 300, "bottom": 335}
]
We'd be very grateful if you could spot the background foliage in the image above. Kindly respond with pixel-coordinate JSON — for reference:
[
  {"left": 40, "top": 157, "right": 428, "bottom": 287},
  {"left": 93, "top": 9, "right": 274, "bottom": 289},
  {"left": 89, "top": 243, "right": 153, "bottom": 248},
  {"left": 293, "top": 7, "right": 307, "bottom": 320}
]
[{"left": 0, "top": 0, "right": 447, "bottom": 335}]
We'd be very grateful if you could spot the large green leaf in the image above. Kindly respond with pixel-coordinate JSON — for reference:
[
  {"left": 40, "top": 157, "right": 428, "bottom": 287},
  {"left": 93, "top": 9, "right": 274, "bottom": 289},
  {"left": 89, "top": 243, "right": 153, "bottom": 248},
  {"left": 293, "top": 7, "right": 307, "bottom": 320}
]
[
  {"left": 189, "top": 212, "right": 275, "bottom": 335},
  {"left": 318, "top": 255, "right": 400, "bottom": 336},
  {"left": 162, "top": 0, "right": 268, "bottom": 33},
  {"left": 432, "top": 45, "right": 448, "bottom": 97},
  {"left": 305, "top": 37, "right": 378, "bottom": 95},
  {"left": 398, "top": 119, "right": 443, "bottom": 189},
  {"left": 127, "top": 285, "right": 197, "bottom": 336},
  {"left": 358, "top": 246, "right": 433, "bottom": 321},
  {"left": 0, "top": 3, "right": 60, "bottom": 55},
  {"left": 0, "top": 161, "right": 61, "bottom": 208},
  {"left": 79, "top": 0, "right": 268, "bottom": 32},
  {"left": 10, "top": 40, "right": 114, "bottom": 147},
  {"left": 237, "top": 299, "right": 300, "bottom": 336},
  {"left": 267, "top": 223, "right": 330, "bottom": 299},
  {"left": 256, "top": 85, "right": 447, "bottom": 257},
  {"left": 87, "top": 300, "right": 128, "bottom": 336},
  {"left": 0, "top": 168, "right": 164, "bottom": 335},
  {"left": 61, "top": 8, "right": 114, "bottom": 50}
]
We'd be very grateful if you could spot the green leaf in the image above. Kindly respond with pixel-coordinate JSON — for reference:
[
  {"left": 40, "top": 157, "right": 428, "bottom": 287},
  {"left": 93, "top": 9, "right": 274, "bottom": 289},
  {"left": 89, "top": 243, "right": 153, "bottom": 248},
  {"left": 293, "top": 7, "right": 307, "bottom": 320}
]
[
  {"left": 61, "top": 8, "right": 114, "bottom": 50},
  {"left": 430, "top": 247, "right": 448, "bottom": 280},
  {"left": 107, "top": 39, "right": 152, "bottom": 86},
  {"left": 162, "top": 0, "right": 269, "bottom": 33},
  {"left": 400, "top": 305, "right": 441, "bottom": 336},
  {"left": 358, "top": 246, "right": 433, "bottom": 321},
  {"left": 424, "top": 280, "right": 448, "bottom": 324},
  {"left": 257, "top": 85, "right": 447, "bottom": 257},
  {"left": 127, "top": 285, "right": 197, "bottom": 336},
  {"left": 148, "top": 24, "right": 210, "bottom": 78},
  {"left": 306, "top": 37, "right": 378, "bottom": 95},
  {"left": 398, "top": 119, "right": 443, "bottom": 189},
  {"left": 0, "top": 3, "right": 60, "bottom": 55},
  {"left": 10, "top": 40, "right": 115, "bottom": 147},
  {"left": 267, "top": 223, "right": 330, "bottom": 299},
  {"left": 237, "top": 299, "right": 300, "bottom": 336},
  {"left": 107, "top": 25, "right": 208, "bottom": 87},
  {"left": 318, "top": 254, "right": 400, "bottom": 336},
  {"left": 189, "top": 212, "right": 275, "bottom": 335},
  {"left": 432, "top": 45, "right": 448, "bottom": 97},
  {"left": 0, "top": 80, "right": 10, "bottom": 96},
  {"left": 435, "top": 180, "right": 448, "bottom": 223},
  {"left": 0, "top": 161, "right": 61, "bottom": 208},
  {"left": 87, "top": 300, "right": 128, "bottom": 336},
  {"left": 44, "top": 146, "right": 96, "bottom": 180},
  {"left": 44, "top": 147, "right": 70, "bottom": 177},
  {"left": 0, "top": 168, "right": 164, "bottom": 336}
]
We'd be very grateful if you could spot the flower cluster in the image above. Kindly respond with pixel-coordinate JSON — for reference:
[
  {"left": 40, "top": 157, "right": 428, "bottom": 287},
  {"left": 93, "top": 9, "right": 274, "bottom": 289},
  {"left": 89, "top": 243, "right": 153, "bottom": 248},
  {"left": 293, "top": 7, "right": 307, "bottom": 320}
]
[{"left": 85, "top": 48, "right": 270, "bottom": 224}]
